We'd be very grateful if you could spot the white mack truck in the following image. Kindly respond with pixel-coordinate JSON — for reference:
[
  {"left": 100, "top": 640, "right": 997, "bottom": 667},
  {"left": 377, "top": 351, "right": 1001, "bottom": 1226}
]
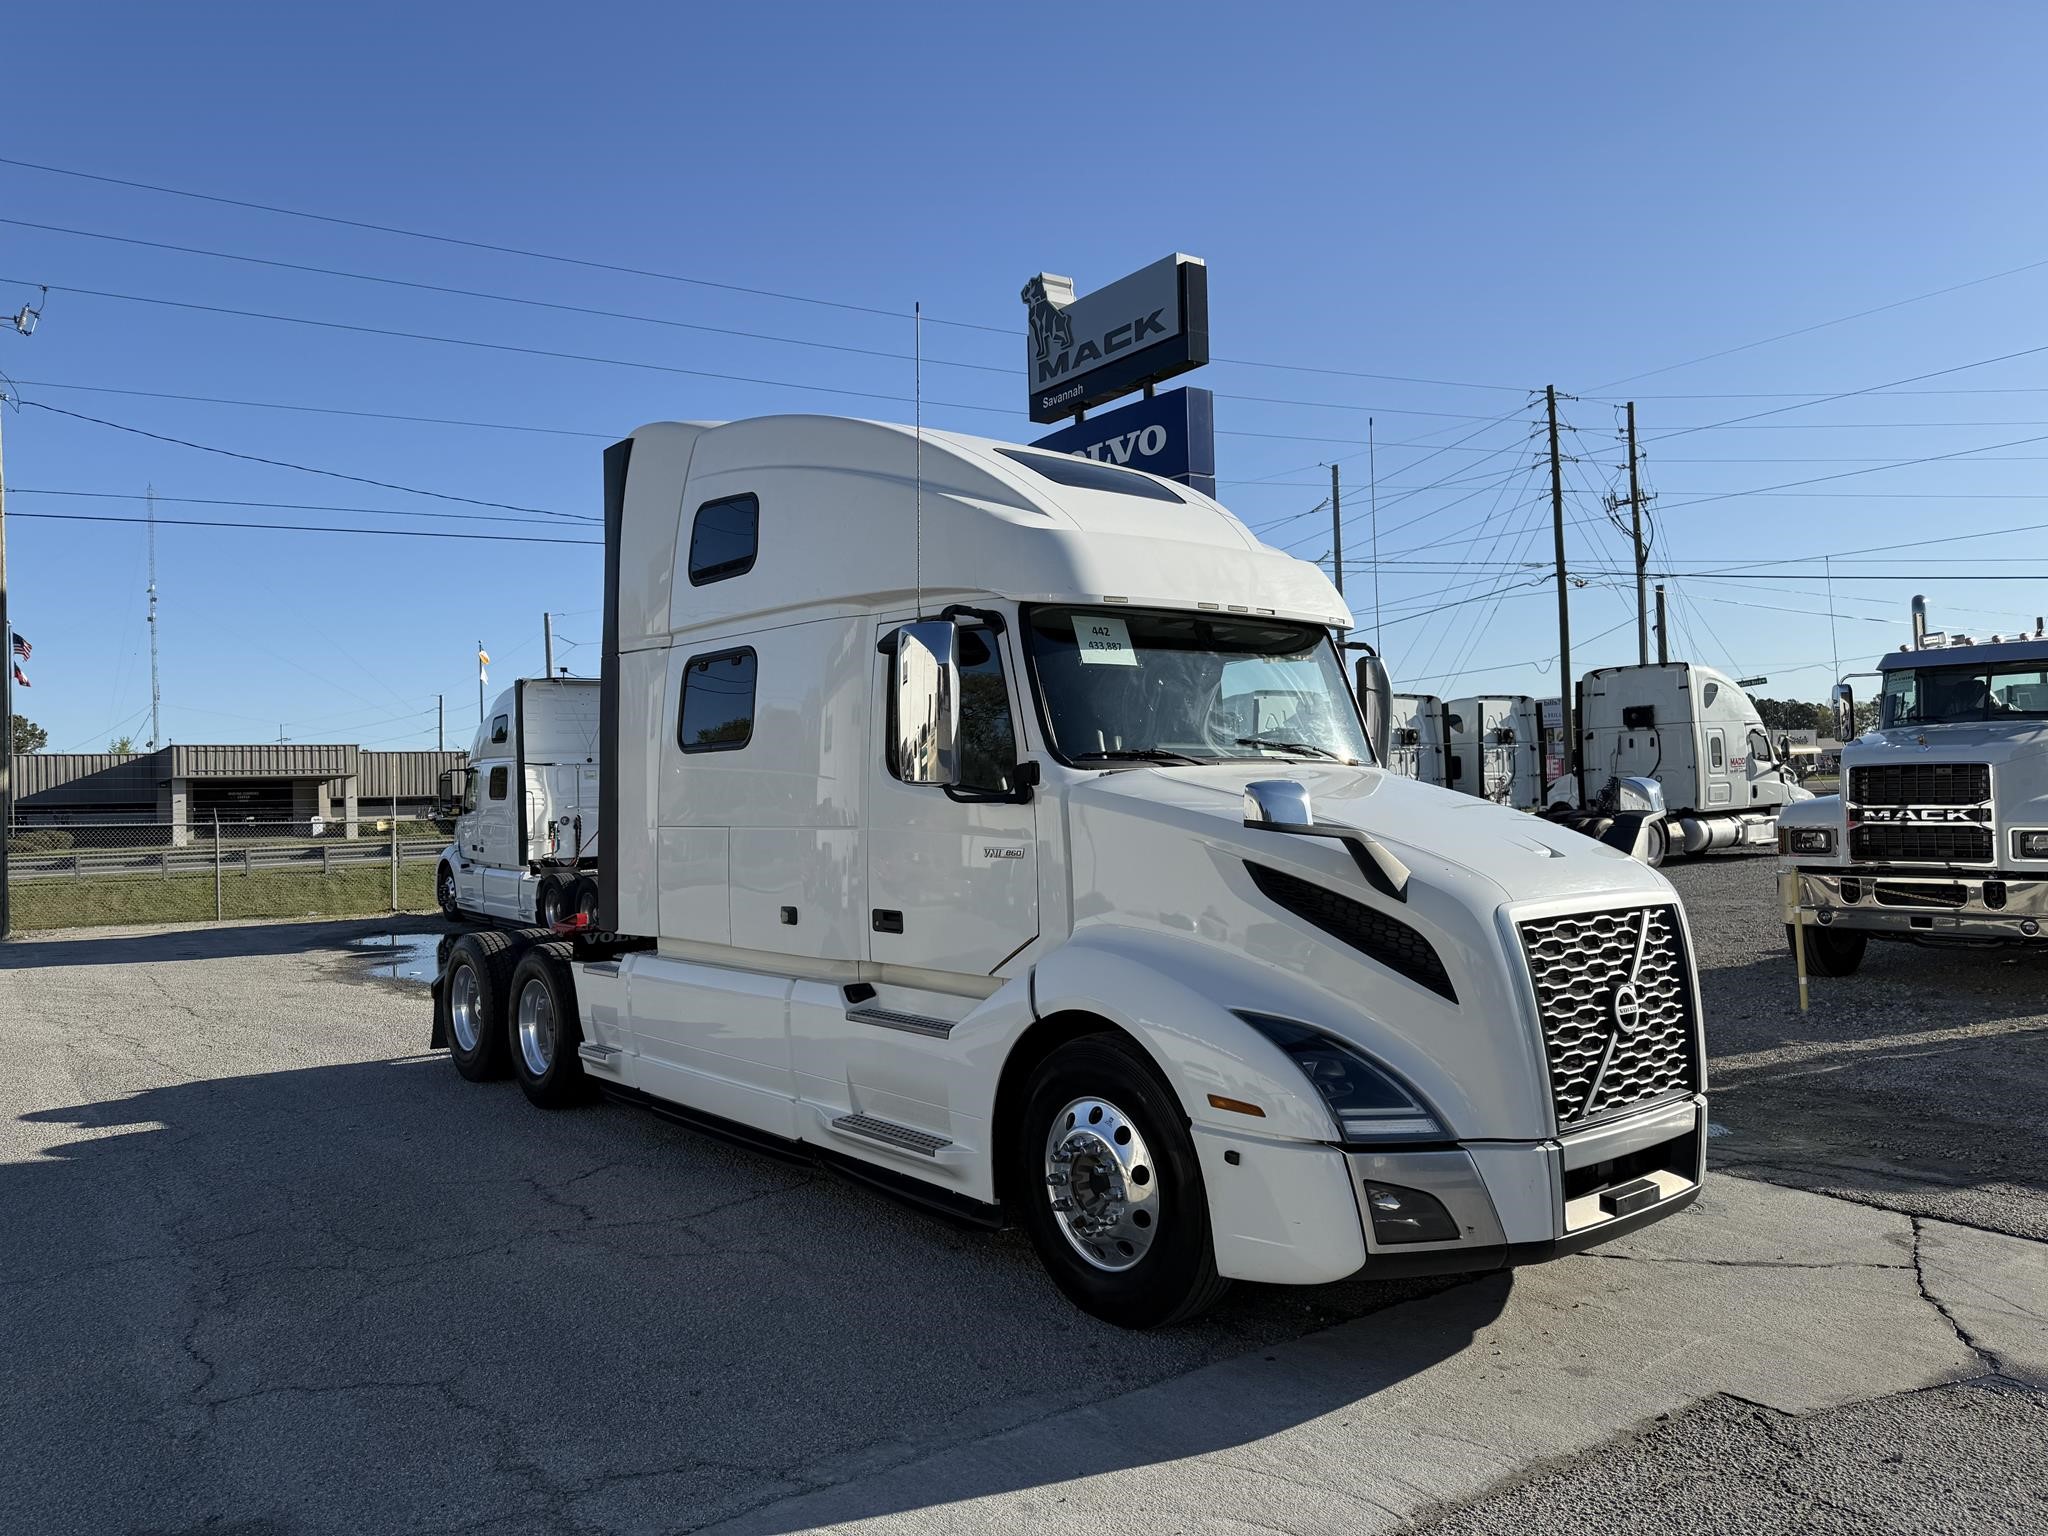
[
  {"left": 428, "top": 415, "right": 1707, "bottom": 1328},
  {"left": 1779, "top": 597, "right": 2048, "bottom": 975}
]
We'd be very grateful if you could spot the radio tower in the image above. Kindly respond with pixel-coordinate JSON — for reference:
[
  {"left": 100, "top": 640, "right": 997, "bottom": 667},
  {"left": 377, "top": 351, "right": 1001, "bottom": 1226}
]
[{"left": 146, "top": 484, "right": 162, "bottom": 751}]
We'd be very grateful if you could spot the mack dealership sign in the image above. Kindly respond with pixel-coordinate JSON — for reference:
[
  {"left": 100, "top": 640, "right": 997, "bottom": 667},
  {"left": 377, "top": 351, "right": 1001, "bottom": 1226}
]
[
  {"left": 1021, "top": 254, "right": 1209, "bottom": 424},
  {"left": 1031, "top": 387, "right": 1216, "bottom": 497}
]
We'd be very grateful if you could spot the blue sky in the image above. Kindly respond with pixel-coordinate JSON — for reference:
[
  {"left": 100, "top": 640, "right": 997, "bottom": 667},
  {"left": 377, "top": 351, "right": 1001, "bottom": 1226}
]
[{"left": 4, "top": 2, "right": 2047, "bottom": 752}]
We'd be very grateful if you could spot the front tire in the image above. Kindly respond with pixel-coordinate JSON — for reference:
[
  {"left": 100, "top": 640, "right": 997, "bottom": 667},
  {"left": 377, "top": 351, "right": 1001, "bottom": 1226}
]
[
  {"left": 1788, "top": 922, "right": 1867, "bottom": 977},
  {"left": 507, "top": 944, "right": 591, "bottom": 1109},
  {"left": 1011, "top": 1033, "right": 1229, "bottom": 1329},
  {"left": 437, "top": 863, "right": 463, "bottom": 920}
]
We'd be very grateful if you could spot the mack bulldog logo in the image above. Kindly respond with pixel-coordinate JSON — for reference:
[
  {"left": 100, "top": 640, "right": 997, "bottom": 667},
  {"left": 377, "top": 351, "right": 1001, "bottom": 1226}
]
[{"left": 1022, "top": 275, "right": 1075, "bottom": 375}]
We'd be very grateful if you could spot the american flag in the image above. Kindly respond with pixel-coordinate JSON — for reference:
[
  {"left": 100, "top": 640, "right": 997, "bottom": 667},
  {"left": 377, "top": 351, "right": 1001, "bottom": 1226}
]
[{"left": 8, "top": 632, "right": 26, "bottom": 662}]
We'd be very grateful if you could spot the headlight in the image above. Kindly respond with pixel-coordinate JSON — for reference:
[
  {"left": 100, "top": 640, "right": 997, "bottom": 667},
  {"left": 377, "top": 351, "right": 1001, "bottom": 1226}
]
[
  {"left": 1781, "top": 827, "right": 1834, "bottom": 855},
  {"left": 2016, "top": 830, "right": 2048, "bottom": 860},
  {"left": 1236, "top": 1012, "right": 1445, "bottom": 1143}
]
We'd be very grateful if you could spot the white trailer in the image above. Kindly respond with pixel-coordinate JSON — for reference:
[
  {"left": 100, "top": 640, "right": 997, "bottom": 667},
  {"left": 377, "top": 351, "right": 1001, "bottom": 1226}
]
[
  {"left": 1576, "top": 662, "right": 1810, "bottom": 861},
  {"left": 434, "top": 677, "right": 601, "bottom": 926},
  {"left": 1387, "top": 693, "right": 1450, "bottom": 787},
  {"left": 429, "top": 415, "right": 1705, "bottom": 1329},
  {"left": 1779, "top": 597, "right": 2048, "bottom": 975},
  {"left": 1445, "top": 695, "right": 1546, "bottom": 809}
]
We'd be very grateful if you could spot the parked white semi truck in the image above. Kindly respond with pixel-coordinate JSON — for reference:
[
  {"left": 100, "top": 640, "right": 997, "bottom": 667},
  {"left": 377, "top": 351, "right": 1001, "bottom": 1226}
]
[
  {"left": 1386, "top": 692, "right": 1451, "bottom": 787},
  {"left": 1778, "top": 598, "right": 2048, "bottom": 975},
  {"left": 1572, "top": 662, "right": 1811, "bottom": 864},
  {"left": 1445, "top": 695, "right": 1546, "bottom": 809},
  {"left": 428, "top": 415, "right": 1706, "bottom": 1328},
  {"left": 434, "top": 677, "right": 601, "bottom": 926}
]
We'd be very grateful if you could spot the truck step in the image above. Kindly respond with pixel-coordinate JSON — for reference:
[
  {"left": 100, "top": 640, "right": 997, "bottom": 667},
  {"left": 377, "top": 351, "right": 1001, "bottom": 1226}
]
[
  {"left": 576, "top": 1043, "right": 624, "bottom": 1074},
  {"left": 830, "top": 1113, "right": 952, "bottom": 1157},
  {"left": 845, "top": 1003, "right": 954, "bottom": 1039}
]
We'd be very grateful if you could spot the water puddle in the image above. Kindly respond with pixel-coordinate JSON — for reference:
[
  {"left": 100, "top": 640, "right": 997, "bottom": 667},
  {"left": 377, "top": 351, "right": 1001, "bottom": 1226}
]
[{"left": 348, "top": 932, "right": 447, "bottom": 985}]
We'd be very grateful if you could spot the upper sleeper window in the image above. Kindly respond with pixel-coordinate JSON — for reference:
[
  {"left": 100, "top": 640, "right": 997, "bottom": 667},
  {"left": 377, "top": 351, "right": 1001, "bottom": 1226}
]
[
  {"left": 490, "top": 714, "right": 509, "bottom": 745},
  {"left": 679, "top": 647, "right": 757, "bottom": 752},
  {"left": 688, "top": 493, "right": 760, "bottom": 585},
  {"left": 995, "top": 449, "right": 1185, "bottom": 504}
]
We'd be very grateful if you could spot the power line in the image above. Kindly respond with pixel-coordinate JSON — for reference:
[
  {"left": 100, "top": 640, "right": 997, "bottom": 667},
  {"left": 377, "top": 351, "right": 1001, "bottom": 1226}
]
[
  {"left": 7, "top": 509, "right": 600, "bottom": 546},
  {"left": 1650, "top": 428, "right": 2048, "bottom": 513},
  {"left": 17, "top": 400, "right": 588, "bottom": 518},
  {"left": 11, "top": 486, "right": 591, "bottom": 528}
]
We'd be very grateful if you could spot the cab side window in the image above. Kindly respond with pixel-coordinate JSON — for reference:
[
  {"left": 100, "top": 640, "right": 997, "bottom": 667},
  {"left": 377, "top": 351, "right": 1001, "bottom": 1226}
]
[
  {"left": 1709, "top": 734, "right": 1726, "bottom": 772},
  {"left": 488, "top": 766, "right": 509, "bottom": 800},
  {"left": 688, "top": 494, "right": 759, "bottom": 585}
]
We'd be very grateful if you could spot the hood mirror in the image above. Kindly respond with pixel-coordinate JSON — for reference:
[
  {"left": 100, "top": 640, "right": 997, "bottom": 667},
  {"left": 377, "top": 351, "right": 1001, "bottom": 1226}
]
[{"left": 1244, "top": 779, "right": 1313, "bottom": 828}]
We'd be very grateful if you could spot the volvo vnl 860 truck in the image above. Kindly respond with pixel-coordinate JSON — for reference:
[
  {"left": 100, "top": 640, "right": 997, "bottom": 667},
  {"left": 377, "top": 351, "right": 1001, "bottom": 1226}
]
[
  {"left": 1779, "top": 598, "right": 2048, "bottom": 974},
  {"left": 434, "top": 677, "right": 601, "bottom": 926},
  {"left": 429, "top": 416, "right": 1707, "bottom": 1327}
]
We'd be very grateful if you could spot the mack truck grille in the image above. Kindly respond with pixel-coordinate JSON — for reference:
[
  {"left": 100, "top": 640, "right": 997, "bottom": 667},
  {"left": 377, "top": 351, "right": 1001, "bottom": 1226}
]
[
  {"left": 1516, "top": 905, "right": 1700, "bottom": 1129},
  {"left": 1850, "top": 763, "right": 1990, "bottom": 806},
  {"left": 1849, "top": 824, "right": 1993, "bottom": 864}
]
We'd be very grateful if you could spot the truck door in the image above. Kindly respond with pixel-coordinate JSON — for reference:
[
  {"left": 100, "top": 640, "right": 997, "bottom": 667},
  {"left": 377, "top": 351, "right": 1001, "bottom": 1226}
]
[
  {"left": 866, "top": 618, "right": 1039, "bottom": 977},
  {"left": 1705, "top": 728, "right": 1732, "bottom": 806},
  {"left": 476, "top": 762, "right": 525, "bottom": 916}
]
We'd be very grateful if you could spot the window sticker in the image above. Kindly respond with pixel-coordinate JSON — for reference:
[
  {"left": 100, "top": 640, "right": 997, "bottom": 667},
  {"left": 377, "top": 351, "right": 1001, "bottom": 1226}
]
[{"left": 1075, "top": 614, "right": 1139, "bottom": 666}]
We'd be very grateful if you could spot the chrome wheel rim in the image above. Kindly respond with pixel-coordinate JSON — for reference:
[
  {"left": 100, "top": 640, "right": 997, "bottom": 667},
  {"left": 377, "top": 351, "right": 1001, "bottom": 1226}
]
[
  {"left": 439, "top": 871, "right": 457, "bottom": 912},
  {"left": 1044, "top": 1096, "right": 1160, "bottom": 1272},
  {"left": 538, "top": 887, "right": 557, "bottom": 925},
  {"left": 516, "top": 978, "right": 556, "bottom": 1077},
  {"left": 449, "top": 963, "right": 482, "bottom": 1053}
]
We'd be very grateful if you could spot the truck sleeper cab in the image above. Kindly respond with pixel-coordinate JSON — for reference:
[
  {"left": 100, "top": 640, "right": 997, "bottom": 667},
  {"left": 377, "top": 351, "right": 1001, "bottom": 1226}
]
[
  {"left": 435, "top": 677, "right": 602, "bottom": 927},
  {"left": 1780, "top": 599, "right": 2048, "bottom": 974},
  {"left": 432, "top": 415, "right": 1706, "bottom": 1328}
]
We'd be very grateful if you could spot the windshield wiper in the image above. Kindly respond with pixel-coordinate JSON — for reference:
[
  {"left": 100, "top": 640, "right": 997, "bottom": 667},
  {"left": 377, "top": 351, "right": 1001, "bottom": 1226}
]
[
  {"left": 1235, "top": 736, "right": 1344, "bottom": 761},
  {"left": 1072, "top": 748, "right": 1205, "bottom": 766}
]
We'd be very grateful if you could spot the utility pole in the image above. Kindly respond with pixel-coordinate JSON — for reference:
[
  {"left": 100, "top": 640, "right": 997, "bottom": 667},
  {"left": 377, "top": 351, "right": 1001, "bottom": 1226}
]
[
  {"left": 1655, "top": 583, "right": 1669, "bottom": 665},
  {"left": 437, "top": 694, "right": 445, "bottom": 751},
  {"left": 1329, "top": 465, "right": 1343, "bottom": 597},
  {"left": 2, "top": 288, "right": 43, "bottom": 941},
  {"left": 146, "top": 485, "right": 162, "bottom": 751},
  {"left": 477, "top": 640, "right": 486, "bottom": 724},
  {"left": 1627, "top": 402, "right": 1648, "bottom": 666},
  {"left": 1546, "top": 385, "right": 1574, "bottom": 797},
  {"left": 1368, "top": 416, "right": 1382, "bottom": 651},
  {"left": 543, "top": 612, "right": 555, "bottom": 678}
]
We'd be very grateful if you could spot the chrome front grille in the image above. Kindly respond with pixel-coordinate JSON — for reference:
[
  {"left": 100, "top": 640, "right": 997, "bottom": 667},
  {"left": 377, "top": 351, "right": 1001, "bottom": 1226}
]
[
  {"left": 1517, "top": 904, "right": 1700, "bottom": 1129},
  {"left": 1849, "top": 763, "right": 1989, "bottom": 807}
]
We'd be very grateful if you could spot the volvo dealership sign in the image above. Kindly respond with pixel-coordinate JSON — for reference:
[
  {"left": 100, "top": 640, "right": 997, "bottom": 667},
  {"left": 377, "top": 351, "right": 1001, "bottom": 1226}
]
[
  {"left": 1031, "top": 387, "right": 1216, "bottom": 497},
  {"left": 1022, "top": 254, "right": 1209, "bottom": 424}
]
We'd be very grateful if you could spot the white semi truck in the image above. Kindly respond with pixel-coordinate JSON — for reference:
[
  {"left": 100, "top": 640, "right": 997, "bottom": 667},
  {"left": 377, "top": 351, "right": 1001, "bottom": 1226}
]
[
  {"left": 1445, "top": 695, "right": 1545, "bottom": 809},
  {"left": 434, "top": 677, "right": 602, "bottom": 926},
  {"left": 1778, "top": 597, "right": 2048, "bottom": 975},
  {"left": 1386, "top": 692, "right": 1451, "bottom": 787},
  {"left": 429, "top": 415, "right": 1706, "bottom": 1328}
]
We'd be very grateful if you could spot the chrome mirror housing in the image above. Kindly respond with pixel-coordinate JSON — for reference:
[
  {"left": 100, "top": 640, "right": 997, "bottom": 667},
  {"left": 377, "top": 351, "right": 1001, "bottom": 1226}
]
[{"left": 1244, "top": 779, "right": 1314, "bottom": 829}]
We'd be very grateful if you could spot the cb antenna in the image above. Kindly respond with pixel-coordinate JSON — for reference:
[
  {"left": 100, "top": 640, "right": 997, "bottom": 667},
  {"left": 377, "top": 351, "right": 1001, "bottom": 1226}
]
[{"left": 913, "top": 300, "right": 923, "bottom": 620}]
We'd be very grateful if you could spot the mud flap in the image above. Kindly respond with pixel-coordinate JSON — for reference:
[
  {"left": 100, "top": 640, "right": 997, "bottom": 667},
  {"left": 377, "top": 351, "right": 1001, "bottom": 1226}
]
[{"left": 428, "top": 970, "right": 449, "bottom": 1050}]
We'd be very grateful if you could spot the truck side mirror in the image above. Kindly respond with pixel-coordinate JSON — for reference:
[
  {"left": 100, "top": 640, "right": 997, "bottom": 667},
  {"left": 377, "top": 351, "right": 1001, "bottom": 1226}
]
[
  {"left": 1831, "top": 682, "right": 1856, "bottom": 741},
  {"left": 1353, "top": 652, "right": 1393, "bottom": 765},
  {"left": 891, "top": 620, "right": 962, "bottom": 786}
]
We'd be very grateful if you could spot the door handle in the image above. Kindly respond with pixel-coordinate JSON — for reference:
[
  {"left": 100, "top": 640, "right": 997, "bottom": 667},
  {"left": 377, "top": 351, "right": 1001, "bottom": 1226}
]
[{"left": 871, "top": 909, "right": 904, "bottom": 934}]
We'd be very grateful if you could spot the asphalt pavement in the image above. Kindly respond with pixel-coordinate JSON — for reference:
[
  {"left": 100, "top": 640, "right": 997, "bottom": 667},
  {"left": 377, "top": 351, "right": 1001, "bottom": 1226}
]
[{"left": 0, "top": 857, "right": 2043, "bottom": 1535}]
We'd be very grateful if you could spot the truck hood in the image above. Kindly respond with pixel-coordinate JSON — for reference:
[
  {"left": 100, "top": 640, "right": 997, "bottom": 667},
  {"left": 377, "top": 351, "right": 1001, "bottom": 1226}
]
[
  {"left": 1071, "top": 762, "right": 1674, "bottom": 907},
  {"left": 1852, "top": 721, "right": 2048, "bottom": 765}
]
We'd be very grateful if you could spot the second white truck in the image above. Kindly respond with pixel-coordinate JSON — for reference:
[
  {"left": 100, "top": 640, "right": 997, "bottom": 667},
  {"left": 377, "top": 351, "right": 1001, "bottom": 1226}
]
[{"left": 435, "top": 677, "right": 601, "bottom": 925}]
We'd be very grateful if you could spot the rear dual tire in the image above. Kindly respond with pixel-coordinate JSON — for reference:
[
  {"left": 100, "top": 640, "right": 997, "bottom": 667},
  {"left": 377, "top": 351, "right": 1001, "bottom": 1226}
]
[
  {"left": 507, "top": 943, "right": 592, "bottom": 1109},
  {"left": 533, "top": 874, "right": 598, "bottom": 929}
]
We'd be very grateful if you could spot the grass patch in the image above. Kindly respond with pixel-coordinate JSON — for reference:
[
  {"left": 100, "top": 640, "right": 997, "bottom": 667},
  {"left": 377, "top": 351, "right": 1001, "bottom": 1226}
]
[{"left": 11, "top": 864, "right": 439, "bottom": 931}]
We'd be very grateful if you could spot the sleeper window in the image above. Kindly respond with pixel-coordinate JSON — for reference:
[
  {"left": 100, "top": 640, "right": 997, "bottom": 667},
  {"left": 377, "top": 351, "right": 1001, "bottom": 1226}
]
[
  {"left": 688, "top": 494, "right": 759, "bottom": 585},
  {"left": 488, "top": 766, "right": 509, "bottom": 800},
  {"left": 679, "top": 647, "right": 757, "bottom": 751},
  {"left": 490, "top": 714, "right": 509, "bottom": 745}
]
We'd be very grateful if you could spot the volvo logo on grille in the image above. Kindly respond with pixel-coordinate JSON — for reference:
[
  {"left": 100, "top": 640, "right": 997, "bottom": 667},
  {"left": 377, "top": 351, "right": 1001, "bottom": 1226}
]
[{"left": 1609, "top": 981, "right": 1645, "bottom": 1039}]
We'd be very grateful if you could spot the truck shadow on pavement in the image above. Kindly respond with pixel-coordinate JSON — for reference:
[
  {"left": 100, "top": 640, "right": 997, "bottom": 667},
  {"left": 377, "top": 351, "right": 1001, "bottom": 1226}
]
[{"left": 2, "top": 1053, "right": 1509, "bottom": 1534}]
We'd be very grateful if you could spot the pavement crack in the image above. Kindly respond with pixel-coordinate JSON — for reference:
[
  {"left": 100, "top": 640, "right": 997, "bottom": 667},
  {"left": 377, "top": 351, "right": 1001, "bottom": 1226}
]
[
  {"left": 1909, "top": 1214, "right": 2012, "bottom": 1383},
  {"left": 1585, "top": 1251, "right": 1909, "bottom": 1272}
]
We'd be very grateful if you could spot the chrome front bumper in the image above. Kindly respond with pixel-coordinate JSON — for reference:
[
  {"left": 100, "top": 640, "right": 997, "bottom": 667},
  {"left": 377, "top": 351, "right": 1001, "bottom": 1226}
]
[
  {"left": 1790, "top": 868, "right": 2048, "bottom": 939},
  {"left": 1343, "top": 1095, "right": 1705, "bottom": 1276}
]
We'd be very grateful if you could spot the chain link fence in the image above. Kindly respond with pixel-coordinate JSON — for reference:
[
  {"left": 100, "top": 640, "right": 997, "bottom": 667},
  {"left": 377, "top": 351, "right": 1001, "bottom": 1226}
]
[{"left": 5, "top": 816, "right": 449, "bottom": 930}]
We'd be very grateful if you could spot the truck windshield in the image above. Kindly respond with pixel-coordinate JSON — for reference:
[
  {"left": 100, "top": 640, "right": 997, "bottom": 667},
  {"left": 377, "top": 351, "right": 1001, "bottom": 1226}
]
[
  {"left": 1882, "top": 662, "right": 2048, "bottom": 725},
  {"left": 1022, "top": 606, "right": 1372, "bottom": 766}
]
